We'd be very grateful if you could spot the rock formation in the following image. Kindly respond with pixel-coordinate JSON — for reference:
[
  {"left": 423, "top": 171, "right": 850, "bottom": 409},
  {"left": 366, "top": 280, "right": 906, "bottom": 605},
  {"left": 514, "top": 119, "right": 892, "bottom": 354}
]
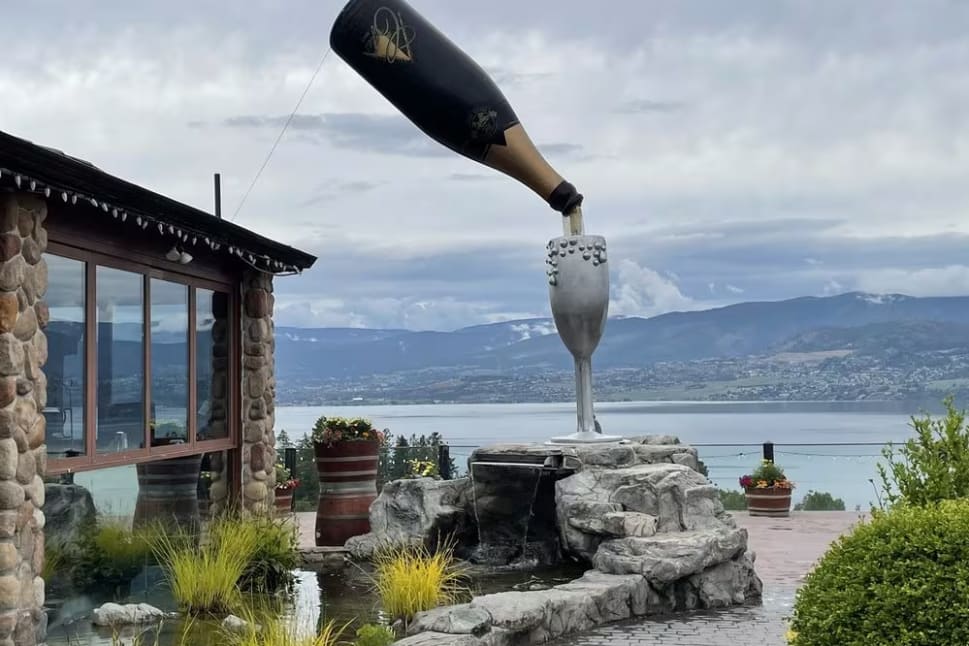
[
  {"left": 346, "top": 435, "right": 762, "bottom": 645},
  {"left": 345, "top": 477, "right": 474, "bottom": 560}
]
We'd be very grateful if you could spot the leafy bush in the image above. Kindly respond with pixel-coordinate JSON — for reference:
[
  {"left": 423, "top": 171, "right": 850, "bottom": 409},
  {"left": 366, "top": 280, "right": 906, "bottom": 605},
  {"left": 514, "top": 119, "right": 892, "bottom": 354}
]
[
  {"left": 353, "top": 624, "right": 395, "bottom": 646},
  {"left": 877, "top": 396, "right": 969, "bottom": 507},
  {"left": 795, "top": 491, "right": 845, "bottom": 511},
  {"left": 371, "top": 541, "right": 468, "bottom": 627},
  {"left": 379, "top": 432, "right": 457, "bottom": 488},
  {"left": 789, "top": 500, "right": 969, "bottom": 645},
  {"left": 148, "top": 516, "right": 260, "bottom": 615},
  {"left": 311, "top": 416, "right": 386, "bottom": 447},
  {"left": 718, "top": 489, "right": 747, "bottom": 511},
  {"left": 238, "top": 515, "right": 300, "bottom": 593},
  {"left": 740, "top": 459, "right": 792, "bottom": 489},
  {"left": 71, "top": 519, "right": 153, "bottom": 593}
]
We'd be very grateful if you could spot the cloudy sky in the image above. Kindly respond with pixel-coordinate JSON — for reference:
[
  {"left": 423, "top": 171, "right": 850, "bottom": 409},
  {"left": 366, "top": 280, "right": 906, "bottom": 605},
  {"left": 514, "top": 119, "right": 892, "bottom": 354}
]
[{"left": 3, "top": 0, "right": 968, "bottom": 330}]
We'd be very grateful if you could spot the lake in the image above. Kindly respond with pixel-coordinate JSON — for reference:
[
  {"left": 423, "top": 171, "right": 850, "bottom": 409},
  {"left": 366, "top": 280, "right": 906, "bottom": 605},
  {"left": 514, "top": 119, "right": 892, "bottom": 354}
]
[
  {"left": 72, "top": 400, "right": 937, "bottom": 517},
  {"left": 277, "top": 400, "right": 938, "bottom": 509}
]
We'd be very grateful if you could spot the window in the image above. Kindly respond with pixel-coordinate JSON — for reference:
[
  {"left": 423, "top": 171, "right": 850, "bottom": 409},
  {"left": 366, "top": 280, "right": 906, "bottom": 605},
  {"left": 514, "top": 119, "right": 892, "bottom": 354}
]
[
  {"left": 45, "top": 246, "right": 238, "bottom": 473},
  {"left": 45, "top": 255, "right": 87, "bottom": 458},
  {"left": 150, "top": 279, "right": 189, "bottom": 447},
  {"left": 96, "top": 267, "right": 145, "bottom": 454}
]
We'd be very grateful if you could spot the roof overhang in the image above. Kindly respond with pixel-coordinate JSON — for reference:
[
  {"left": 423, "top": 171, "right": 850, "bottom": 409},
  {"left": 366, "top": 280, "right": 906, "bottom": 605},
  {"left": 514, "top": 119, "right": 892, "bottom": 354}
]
[{"left": 0, "top": 130, "right": 317, "bottom": 274}]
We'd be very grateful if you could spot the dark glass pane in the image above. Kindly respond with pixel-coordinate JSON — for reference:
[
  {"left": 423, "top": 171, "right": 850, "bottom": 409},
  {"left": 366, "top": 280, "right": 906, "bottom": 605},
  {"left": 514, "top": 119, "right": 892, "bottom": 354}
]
[
  {"left": 45, "top": 254, "right": 87, "bottom": 459},
  {"left": 196, "top": 289, "right": 229, "bottom": 441},
  {"left": 150, "top": 279, "right": 189, "bottom": 447},
  {"left": 96, "top": 267, "right": 144, "bottom": 454}
]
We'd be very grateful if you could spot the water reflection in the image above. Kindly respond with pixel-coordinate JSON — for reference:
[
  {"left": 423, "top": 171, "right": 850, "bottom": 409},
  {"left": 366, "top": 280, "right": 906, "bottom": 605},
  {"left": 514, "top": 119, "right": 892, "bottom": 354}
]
[{"left": 45, "top": 559, "right": 588, "bottom": 645}]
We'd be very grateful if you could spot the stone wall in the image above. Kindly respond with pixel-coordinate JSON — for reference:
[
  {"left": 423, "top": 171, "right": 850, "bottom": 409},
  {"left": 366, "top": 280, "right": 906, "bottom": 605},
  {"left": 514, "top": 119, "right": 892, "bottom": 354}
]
[
  {"left": 206, "top": 292, "right": 232, "bottom": 516},
  {"left": 0, "top": 193, "right": 48, "bottom": 645},
  {"left": 241, "top": 270, "right": 276, "bottom": 514}
]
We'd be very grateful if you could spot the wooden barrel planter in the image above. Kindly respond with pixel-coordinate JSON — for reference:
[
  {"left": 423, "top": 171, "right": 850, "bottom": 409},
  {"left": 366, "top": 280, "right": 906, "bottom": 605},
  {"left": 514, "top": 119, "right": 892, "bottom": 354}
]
[
  {"left": 745, "top": 486, "right": 792, "bottom": 517},
  {"left": 274, "top": 487, "right": 296, "bottom": 517},
  {"left": 315, "top": 440, "right": 379, "bottom": 546},
  {"left": 134, "top": 454, "right": 204, "bottom": 532}
]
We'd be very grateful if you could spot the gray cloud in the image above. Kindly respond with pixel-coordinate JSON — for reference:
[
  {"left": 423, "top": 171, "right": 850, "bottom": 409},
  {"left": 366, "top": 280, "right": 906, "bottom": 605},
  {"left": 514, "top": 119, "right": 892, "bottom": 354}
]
[
  {"left": 4, "top": 0, "right": 968, "bottom": 330},
  {"left": 614, "top": 100, "right": 689, "bottom": 114},
  {"left": 222, "top": 112, "right": 452, "bottom": 157},
  {"left": 220, "top": 113, "right": 586, "bottom": 161},
  {"left": 448, "top": 173, "right": 498, "bottom": 182},
  {"left": 537, "top": 143, "right": 584, "bottom": 156},
  {"left": 298, "top": 179, "right": 384, "bottom": 207}
]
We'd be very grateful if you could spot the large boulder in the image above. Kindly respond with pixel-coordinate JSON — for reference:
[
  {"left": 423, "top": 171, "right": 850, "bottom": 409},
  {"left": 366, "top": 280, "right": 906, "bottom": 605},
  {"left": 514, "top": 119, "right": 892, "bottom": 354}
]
[
  {"left": 592, "top": 527, "right": 748, "bottom": 581},
  {"left": 556, "top": 462, "right": 733, "bottom": 561},
  {"left": 345, "top": 477, "right": 473, "bottom": 559},
  {"left": 43, "top": 483, "right": 96, "bottom": 548}
]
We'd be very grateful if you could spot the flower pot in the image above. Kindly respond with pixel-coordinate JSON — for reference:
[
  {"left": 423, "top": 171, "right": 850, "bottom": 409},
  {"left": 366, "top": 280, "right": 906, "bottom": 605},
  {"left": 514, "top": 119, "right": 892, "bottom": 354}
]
[
  {"left": 745, "top": 486, "right": 792, "bottom": 518},
  {"left": 274, "top": 487, "right": 296, "bottom": 517},
  {"left": 314, "top": 439, "right": 379, "bottom": 546}
]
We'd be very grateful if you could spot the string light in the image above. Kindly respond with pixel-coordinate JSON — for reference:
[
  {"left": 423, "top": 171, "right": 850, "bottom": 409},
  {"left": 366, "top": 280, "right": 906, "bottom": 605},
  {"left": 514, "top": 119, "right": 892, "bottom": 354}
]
[{"left": 0, "top": 168, "right": 300, "bottom": 275}]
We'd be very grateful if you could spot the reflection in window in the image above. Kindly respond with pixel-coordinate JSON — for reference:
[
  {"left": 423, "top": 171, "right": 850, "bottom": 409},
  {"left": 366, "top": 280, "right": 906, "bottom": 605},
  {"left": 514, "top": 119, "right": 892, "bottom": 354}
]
[
  {"left": 96, "top": 267, "right": 145, "bottom": 454},
  {"left": 197, "top": 289, "right": 229, "bottom": 441},
  {"left": 45, "top": 255, "right": 87, "bottom": 458},
  {"left": 150, "top": 279, "right": 189, "bottom": 447}
]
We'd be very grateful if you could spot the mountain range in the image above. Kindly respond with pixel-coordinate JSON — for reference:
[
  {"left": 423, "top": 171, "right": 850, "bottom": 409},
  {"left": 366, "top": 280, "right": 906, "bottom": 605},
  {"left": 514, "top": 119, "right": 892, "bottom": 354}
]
[{"left": 275, "top": 292, "right": 969, "bottom": 380}]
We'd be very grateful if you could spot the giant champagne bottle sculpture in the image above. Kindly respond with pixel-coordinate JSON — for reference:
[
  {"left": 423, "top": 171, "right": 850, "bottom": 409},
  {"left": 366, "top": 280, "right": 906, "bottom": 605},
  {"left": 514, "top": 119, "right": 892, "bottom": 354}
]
[{"left": 331, "top": 0, "right": 620, "bottom": 443}]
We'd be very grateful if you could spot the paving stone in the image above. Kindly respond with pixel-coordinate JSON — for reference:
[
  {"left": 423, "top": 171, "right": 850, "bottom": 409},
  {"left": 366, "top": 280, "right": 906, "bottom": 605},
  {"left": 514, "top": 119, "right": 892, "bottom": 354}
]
[{"left": 553, "top": 585, "right": 795, "bottom": 646}]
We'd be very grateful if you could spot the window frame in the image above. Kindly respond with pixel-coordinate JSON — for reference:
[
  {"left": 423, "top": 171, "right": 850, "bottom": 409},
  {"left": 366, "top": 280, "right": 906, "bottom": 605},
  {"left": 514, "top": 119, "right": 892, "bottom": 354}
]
[{"left": 46, "top": 240, "right": 240, "bottom": 475}]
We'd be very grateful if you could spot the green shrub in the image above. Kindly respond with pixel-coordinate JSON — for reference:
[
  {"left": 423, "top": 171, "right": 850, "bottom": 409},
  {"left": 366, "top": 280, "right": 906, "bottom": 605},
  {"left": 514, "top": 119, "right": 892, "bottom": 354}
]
[
  {"left": 795, "top": 491, "right": 845, "bottom": 511},
  {"left": 718, "top": 489, "right": 747, "bottom": 511},
  {"left": 238, "top": 514, "right": 300, "bottom": 593},
  {"left": 749, "top": 459, "right": 788, "bottom": 485},
  {"left": 353, "top": 624, "right": 395, "bottom": 646},
  {"left": 148, "top": 515, "right": 260, "bottom": 615},
  {"left": 371, "top": 541, "right": 468, "bottom": 628},
  {"left": 71, "top": 519, "right": 153, "bottom": 593},
  {"left": 789, "top": 499, "right": 969, "bottom": 645},
  {"left": 877, "top": 396, "right": 969, "bottom": 508}
]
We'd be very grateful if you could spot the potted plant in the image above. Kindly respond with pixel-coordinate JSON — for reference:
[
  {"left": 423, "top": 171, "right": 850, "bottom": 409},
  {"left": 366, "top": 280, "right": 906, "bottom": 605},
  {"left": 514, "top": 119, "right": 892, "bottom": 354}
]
[
  {"left": 405, "top": 458, "right": 438, "bottom": 479},
  {"left": 311, "top": 416, "right": 388, "bottom": 546},
  {"left": 740, "top": 460, "right": 795, "bottom": 517},
  {"left": 274, "top": 464, "right": 300, "bottom": 517}
]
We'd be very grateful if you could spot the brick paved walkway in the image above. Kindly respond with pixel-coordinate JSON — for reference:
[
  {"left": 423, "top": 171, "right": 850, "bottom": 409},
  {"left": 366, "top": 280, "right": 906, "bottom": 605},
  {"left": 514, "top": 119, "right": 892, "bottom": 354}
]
[
  {"left": 558, "top": 585, "right": 796, "bottom": 646},
  {"left": 551, "top": 512, "right": 866, "bottom": 645}
]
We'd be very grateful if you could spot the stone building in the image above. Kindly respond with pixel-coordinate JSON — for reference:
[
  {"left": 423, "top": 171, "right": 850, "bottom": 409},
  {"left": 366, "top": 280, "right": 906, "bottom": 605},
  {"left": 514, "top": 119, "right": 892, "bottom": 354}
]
[{"left": 0, "top": 129, "right": 316, "bottom": 644}]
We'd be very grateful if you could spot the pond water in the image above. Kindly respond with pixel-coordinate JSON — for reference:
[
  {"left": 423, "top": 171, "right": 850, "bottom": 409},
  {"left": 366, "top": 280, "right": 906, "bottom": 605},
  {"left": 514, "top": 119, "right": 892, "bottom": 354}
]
[{"left": 45, "top": 560, "right": 588, "bottom": 645}]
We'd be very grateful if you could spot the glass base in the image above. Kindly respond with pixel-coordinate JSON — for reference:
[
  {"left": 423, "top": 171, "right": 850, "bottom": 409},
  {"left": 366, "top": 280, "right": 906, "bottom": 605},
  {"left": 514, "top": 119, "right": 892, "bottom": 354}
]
[{"left": 546, "top": 431, "right": 625, "bottom": 445}]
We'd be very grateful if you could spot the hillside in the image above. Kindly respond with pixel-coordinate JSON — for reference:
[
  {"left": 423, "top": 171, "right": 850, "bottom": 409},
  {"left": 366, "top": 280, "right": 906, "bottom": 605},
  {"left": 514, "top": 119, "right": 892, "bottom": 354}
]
[
  {"left": 49, "top": 291, "right": 969, "bottom": 405},
  {"left": 275, "top": 292, "right": 969, "bottom": 380}
]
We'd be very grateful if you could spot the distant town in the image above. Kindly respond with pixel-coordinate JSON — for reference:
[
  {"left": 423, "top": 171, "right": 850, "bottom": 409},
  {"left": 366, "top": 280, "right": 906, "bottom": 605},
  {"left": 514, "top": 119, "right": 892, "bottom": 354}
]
[{"left": 276, "top": 347, "right": 969, "bottom": 406}]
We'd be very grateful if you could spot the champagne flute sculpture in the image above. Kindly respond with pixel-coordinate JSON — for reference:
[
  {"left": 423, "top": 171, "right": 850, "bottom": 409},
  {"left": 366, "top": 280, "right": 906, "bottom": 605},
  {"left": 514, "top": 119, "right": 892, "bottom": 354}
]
[{"left": 331, "top": 0, "right": 620, "bottom": 443}]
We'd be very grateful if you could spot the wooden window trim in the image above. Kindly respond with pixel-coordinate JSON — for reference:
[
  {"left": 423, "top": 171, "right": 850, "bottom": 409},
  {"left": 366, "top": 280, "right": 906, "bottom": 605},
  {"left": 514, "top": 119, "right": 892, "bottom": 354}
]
[{"left": 46, "top": 239, "right": 242, "bottom": 476}]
